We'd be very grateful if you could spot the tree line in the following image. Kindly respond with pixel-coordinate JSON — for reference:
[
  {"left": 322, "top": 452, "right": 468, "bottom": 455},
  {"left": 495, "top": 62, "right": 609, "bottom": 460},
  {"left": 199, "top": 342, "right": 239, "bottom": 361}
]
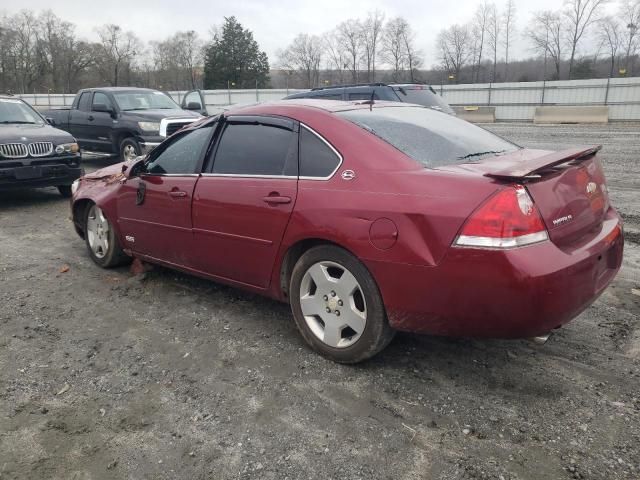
[{"left": 1, "top": 3, "right": 639, "bottom": 94}]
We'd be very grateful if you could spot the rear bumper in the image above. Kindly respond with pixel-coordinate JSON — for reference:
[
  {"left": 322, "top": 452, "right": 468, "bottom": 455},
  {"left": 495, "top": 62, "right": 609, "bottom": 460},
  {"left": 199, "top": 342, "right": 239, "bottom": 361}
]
[
  {"left": 367, "top": 208, "right": 624, "bottom": 338},
  {"left": 0, "top": 156, "right": 82, "bottom": 189}
]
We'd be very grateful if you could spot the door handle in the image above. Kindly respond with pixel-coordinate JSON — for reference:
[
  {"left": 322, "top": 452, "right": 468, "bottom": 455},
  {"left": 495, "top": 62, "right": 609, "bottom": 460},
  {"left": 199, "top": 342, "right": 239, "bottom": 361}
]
[
  {"left": 262, "top": 195, "right": 291, "bottom": 204},
  {"left": 88, "top": 115, "right": 94, "bottom": 121},
  {"left": 168, "top": 190, "right": 187, "bottom": 198}
]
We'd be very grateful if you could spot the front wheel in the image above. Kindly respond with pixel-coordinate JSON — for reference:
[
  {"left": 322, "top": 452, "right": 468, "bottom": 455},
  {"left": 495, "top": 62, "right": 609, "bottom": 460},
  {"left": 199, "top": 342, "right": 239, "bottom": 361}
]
[
  {"left": 289, "top": 245, "right": 395, "bottom": 363},
  {"left": 120, "top": 137, "right": 141, "bottom": 162},
  {"left": 84, "top": 203, "right": 130, "bottom": 268}
]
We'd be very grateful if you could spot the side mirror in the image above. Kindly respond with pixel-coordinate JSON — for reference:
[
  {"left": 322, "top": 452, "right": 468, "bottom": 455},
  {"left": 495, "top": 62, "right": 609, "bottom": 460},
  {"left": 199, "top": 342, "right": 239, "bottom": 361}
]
[
  {"left": 186, "top": 101, "right": 202, "bottom": 111},
  {"left": 122, "top": 156, "right": 146, "bottom": 179},
  {"left": 45, "top": 117, "right": 55, "bottom": 125}
]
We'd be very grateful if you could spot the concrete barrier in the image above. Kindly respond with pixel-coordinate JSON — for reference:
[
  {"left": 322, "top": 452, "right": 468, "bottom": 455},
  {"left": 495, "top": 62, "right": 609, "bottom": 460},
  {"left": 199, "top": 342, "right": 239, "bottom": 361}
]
[
  {"left": 533, "top": 106, "right": 609, "bottom": 124},
  {"left": 453, "top": 106, "right": 496, "bottom": 123}
]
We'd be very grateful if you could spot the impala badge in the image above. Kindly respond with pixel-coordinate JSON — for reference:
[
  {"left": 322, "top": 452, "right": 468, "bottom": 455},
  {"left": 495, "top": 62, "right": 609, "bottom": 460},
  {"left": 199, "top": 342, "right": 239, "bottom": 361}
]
[
  {"left": 552, "top": 214, "right": 573, "bottom": 226},
  {"left": 341, "top": 169, "right": 356, "bottom": 180}
]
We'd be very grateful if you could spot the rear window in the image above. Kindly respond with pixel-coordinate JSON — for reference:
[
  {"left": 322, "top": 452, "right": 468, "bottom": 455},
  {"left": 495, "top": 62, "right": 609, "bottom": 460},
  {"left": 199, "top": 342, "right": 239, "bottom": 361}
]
[
  {"left": 337, "top": 106, "right": 518, "bottom": 168},
  {"left": 394, "top": 87, "right": 454, "bottom": 114}
]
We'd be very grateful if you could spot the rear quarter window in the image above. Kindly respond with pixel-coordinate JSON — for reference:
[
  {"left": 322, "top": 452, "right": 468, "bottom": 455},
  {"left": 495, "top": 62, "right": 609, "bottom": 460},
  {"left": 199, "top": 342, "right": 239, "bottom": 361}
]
[{"left": 299, "top": 126, "right": 341, "bottom": 178}]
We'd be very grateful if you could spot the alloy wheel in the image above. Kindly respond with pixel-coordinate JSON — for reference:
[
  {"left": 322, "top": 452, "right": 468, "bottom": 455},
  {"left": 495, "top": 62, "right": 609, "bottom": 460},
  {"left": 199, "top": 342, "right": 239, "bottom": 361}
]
[{"left": 86, "top": 205, "right": 110, "bottom": 259}]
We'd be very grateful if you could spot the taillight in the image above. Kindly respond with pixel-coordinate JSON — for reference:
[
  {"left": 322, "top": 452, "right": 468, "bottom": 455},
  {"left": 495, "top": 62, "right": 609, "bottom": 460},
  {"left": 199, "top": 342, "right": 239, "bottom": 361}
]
[{"left": 455, "top": 185, "right": 548, "bottom": 248}]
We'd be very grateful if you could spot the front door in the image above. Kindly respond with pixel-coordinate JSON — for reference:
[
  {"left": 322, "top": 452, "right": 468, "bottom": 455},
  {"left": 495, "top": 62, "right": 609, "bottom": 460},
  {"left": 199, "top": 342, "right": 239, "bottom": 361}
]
[
  {"left": 191, "top": 116, "right": 299, "bottom": 289},
  {"left": 88, "top": 92, "right": 117, "bottom": 153},
  {"left": 116, "top": 123, "right": 215, "bottom": 266}
]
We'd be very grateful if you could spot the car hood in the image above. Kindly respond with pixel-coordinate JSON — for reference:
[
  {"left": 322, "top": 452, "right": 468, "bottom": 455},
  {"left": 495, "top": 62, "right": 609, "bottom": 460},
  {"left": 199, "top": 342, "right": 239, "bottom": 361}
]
[
  {"left": 0, "top": 123, "right": 75, "bottom": 143},
  {"left": 121, "top": 109, "right": 202, "bottom": 121}
]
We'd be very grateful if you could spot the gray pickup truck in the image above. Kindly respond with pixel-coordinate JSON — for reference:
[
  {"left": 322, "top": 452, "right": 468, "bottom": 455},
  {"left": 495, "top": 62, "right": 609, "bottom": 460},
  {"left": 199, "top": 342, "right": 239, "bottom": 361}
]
[{"left": 44, "top": 87, "right": 202, "bottom": 161}]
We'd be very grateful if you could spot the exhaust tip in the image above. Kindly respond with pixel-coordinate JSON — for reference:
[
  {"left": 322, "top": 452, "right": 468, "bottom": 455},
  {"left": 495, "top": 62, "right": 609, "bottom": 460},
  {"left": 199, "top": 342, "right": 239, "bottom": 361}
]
[{"left": 529, "top": 333, "right": 551, "bottom": 345}]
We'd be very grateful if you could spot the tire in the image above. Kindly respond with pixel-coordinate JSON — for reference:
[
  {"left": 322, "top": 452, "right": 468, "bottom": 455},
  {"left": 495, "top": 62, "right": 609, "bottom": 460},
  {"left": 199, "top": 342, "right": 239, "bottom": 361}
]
[
  {"left": 57, "top": 185, "right": 72, "bottom": 198},
  {"left": 84, "top": 203, "right": 130, "bottom": 268},
  {"left": 119, "top": 137, "right": 141, "bottom": 162},
  {"left": 289, "top": 245, "right": 395, "bottom": 363}
]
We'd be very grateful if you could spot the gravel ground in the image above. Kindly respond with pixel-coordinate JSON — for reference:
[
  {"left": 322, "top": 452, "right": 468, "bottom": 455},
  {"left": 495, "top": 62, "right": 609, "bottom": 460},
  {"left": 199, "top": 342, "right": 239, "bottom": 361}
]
[{"left": 0, "top": 123, "right": 639, "bottom": 480}]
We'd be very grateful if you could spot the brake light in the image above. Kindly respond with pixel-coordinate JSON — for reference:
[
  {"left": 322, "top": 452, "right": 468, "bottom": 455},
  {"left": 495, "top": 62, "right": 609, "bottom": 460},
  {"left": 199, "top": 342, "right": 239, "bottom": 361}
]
[{"left": 455, "top": 185, "right": 548, "bottom": 248}]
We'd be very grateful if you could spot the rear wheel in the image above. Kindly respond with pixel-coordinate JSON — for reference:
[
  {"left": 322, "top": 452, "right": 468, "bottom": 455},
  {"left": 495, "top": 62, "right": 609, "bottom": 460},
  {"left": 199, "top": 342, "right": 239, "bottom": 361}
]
[
  {"left": 120, "top": 137, "right": 141, "bottom": 162},
  {"left": 84, "top": 203, "right": 130, "bottom": 268},
  {"left": 57, "top": 185, "right": 72, "bottom": 198},
  {"left": 289, "top": 245, "right": 395, "bottom": 363}
]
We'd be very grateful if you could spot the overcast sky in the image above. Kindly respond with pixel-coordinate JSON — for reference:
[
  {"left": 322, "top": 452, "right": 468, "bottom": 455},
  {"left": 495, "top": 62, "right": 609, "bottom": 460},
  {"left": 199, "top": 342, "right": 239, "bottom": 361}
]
[{"left": 5, "top": 0, "right": 619, "bottom": 67}]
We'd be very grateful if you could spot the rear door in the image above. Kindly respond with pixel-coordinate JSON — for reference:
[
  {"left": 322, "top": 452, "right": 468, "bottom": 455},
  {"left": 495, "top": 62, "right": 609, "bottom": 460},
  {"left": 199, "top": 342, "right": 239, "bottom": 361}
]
[
  {"left": 116, "top": 123, "right": 215, "bottom": 266},
  {"left": 191, "top": 115, "right": 298, "bottom": 288}
]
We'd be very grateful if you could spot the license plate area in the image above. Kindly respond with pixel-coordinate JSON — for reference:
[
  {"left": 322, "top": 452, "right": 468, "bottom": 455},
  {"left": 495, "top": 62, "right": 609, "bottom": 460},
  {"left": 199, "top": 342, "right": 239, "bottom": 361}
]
[{"left": 14, "top": 166, "right": 43, "bottom": 180}]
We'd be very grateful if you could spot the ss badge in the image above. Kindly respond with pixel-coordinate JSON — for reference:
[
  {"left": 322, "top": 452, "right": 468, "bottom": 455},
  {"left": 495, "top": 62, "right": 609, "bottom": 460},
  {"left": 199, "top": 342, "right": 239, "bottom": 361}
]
[{"left": 136, "top": 181, "right": 146, "bottom": 206}]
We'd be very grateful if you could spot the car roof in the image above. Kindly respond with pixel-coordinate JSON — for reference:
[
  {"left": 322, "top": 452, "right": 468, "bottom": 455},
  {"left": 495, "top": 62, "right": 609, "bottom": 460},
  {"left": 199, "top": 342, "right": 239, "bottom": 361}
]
[
  {"left": 226, "top": 99, "right": 424, "bottom": 116},
  {"left": 79, "top": 87, "right": 158, "bottom": 93},
  {"left": 308, "top": 82, "right": 434, "bottom": 92}
]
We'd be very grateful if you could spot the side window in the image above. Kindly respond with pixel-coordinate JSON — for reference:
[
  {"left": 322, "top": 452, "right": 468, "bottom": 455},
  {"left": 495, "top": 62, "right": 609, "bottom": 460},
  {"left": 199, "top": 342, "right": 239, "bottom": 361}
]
[
  {"left": 316, "top": 93, "right": 343, "bottom": 100},
  {"left": 212, "top": 123, "right": 297, "bottom": 176},
  {"left": 299, "top": 126, "right": 341, "bottom": 178},
  {"left": 77, "top": 92, "right": 91, "bottom": 111},
  {"left": 146, "top": 126, "right": 213, "bottom": 175},
  {"left": 348, "top": 91, "right": 380, "bottom": 101},
  {"left": 92, "top": 92, "right": 113, "bottom": 111}
]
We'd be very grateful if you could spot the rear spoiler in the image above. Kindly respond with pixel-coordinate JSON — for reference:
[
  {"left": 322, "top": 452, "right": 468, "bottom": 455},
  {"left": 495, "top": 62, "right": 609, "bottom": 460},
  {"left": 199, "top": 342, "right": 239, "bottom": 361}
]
[{"left": 484, "top": 145, "right": 602, "bottom": 179}]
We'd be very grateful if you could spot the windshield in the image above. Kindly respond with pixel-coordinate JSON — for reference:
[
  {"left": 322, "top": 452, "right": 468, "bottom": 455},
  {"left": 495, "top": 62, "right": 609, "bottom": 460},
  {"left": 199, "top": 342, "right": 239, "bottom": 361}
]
[
  {"left": 113, "top": 91, "right": 180, "bottom": 111},
  {"left": 0, "top": 98, "right": 44, "bottom": 125},
  {"left": 393, "top": 87, "right": 455, "bottom": 115},
  {"left": 337, "top": 106, "right": 518, "bottom": 168}
]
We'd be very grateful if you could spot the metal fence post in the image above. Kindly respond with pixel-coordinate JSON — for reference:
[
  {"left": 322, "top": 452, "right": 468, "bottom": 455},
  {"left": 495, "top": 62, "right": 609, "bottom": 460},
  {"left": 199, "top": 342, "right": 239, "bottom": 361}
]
[
  {"left": 604, "top": 77, "right": 611, "bottom": 105},
  {"left": 487, "top": 83, "right": 492, "bottom": 106},
  {"left": 541, "top": 80, "right": 546, "bottom": 104}
]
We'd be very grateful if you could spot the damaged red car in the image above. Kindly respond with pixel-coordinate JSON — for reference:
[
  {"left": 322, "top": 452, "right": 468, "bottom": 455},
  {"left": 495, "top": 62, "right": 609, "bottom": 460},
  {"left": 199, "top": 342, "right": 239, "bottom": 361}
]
[{"left": 70, "top": 100, "right": 624, "bottom": 363}]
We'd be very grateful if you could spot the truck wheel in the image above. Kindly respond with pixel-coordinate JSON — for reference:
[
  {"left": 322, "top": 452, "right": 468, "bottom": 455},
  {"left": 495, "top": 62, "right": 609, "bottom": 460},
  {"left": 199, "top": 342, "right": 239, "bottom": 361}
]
[
  {"left": 57, "top": 185, "right": 72, "bottom": 198},
  {"left": 120, "top": 137, "right": 141, "bottom": 162}
]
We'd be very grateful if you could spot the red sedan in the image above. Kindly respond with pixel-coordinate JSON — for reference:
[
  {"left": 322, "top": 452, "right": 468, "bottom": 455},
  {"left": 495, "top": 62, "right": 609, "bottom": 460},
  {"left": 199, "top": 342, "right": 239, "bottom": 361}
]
[{"left": 70, "top": 100, "right": 624, "bottom": 363}]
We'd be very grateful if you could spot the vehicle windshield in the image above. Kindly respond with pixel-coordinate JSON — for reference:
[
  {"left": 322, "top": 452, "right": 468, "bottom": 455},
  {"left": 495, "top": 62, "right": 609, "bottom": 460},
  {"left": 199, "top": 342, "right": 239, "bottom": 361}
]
[
  {"left": 0, "top": 98, "right": 44, "bottom": 125},
  {"left": 113, "top": 91, "right": 180, "bottom": 111},
  {"left": 393, "top": 86, "right": 455, "bottom": 114},
  {"left": 337, "top": 106, "right": 519, "bottom": 168}
]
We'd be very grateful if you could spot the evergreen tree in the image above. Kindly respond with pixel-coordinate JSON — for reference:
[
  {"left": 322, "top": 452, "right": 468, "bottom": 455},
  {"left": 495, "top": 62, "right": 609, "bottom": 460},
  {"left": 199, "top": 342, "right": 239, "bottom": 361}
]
[{"left": 203, "top": 17, "right": 270, "bottom": 89}]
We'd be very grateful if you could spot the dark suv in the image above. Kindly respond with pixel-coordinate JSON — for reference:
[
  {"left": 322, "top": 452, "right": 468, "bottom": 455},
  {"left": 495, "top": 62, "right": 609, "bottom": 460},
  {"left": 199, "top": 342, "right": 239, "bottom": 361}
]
[
  {"left": 284, "top": 83, "right": 455, "bottom": 114},
  {"left": 0, "top": 94, "right": 81, "bottom": 197}
]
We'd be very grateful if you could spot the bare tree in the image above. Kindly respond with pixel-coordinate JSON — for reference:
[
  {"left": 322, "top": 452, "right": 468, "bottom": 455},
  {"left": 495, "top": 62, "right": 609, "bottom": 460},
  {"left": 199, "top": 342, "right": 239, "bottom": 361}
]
[
  {"left": 487, "top": 3, "right": 501, "bottom": 81},
  {"left": 278, "top": 33, "right": 324, "bottom": 88},
  {"left": 10, "top": 10, "right": 40, "bottom": 93},
  {"left": 563, "top": 0, "right": 609, "bottom": 79},
  {"left": 96, "top": 24, "right": 142, "bottom": 86},
  {"left": 502, "top": 0, "right": 517, "bottom": 80},
  {"left": 381, "top": 17, "right": 409, "bottom": 81},
  {"left": 527, "top": 11, "right": 564, "bottom": 80},
  {"left": 437, "top": 24, "right": 473, "bottom": 82},
  {"left": 361, "top": 10, "right": 385, "bottom": 82},
  {"left": 599, "top": 16, "right": 622, "bottom": 77},
  {"left": 337, "top": 19, "right": 363, "bottom": 82},
  {"left": 324, "top": 31, "right": 348, "bottom": 84},
  {"left": 472, "top": 1, "right": 492, "bottom": 82},
  {"left": 619, "top": 0, "right": 640, "bottom": 75},
  {"left": 400, "top": 21, "right": 422, "bottom": 82}
]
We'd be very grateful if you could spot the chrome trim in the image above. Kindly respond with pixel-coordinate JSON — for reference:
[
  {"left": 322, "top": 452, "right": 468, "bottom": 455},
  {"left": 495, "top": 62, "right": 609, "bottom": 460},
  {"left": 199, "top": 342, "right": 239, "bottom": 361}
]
[
  {"left": 140, "top": 173, "right": 200, "bottom": 177},
  {"left": 200, "top": 173, "right": 298, "bottom": 180},
  {"left": 28, "top": 142, "right": 53, "bottom": 157},
  {"left": 0, "top": 143, "right": 28, "bottom": 158},
  {"left": 299, "top": 123, "right": 343, "bottom": 180},
  {"left": 159, "top": 118, "right": 199, "bottom": 137},
  {"left": 140, "top": 141, "right": 162, "bottom": 155}
]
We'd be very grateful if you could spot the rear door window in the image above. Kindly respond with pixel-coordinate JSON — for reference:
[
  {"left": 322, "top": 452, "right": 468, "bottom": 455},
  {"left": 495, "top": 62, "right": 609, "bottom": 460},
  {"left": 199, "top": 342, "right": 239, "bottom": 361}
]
[
  {"left": 299, "top": 126, "right": 341, "bottom": 178},
  {"left": 77, "top": 92, "right": 91, "bottom": 111},
  {"left": 212, "top": 122, "right": 297, "bottom": 176}
]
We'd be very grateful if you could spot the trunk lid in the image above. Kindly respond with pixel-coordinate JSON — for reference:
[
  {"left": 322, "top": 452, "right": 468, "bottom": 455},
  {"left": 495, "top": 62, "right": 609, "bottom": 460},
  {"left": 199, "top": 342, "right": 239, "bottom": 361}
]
[{"left": 444, "top": 146, "right": 610, "bottom": 247}]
